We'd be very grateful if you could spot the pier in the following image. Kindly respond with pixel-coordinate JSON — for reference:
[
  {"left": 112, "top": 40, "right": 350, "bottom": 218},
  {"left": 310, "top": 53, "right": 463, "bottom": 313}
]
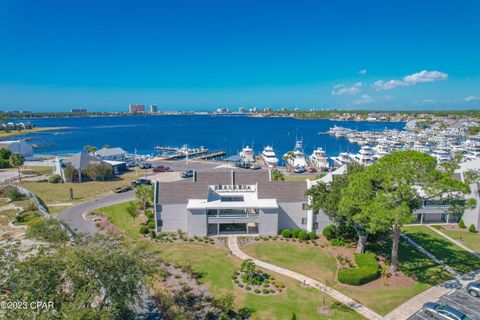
[{"left": 197, "top": 149, "right": 226, "bottom": 160}]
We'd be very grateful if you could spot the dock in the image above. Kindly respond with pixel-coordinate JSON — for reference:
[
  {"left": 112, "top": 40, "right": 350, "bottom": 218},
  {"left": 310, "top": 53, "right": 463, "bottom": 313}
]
[{"left": 197, "top": 149, "right": 226, "bottom": 160}]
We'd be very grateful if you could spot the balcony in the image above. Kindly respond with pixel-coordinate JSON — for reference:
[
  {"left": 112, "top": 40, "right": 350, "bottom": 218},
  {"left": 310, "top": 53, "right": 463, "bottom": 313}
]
[
  {"left": 212, "top": 184, "right": 256, "bottom": 193},
  {"left": 207, "top": 209, "right": 259, "bottom": 223}
]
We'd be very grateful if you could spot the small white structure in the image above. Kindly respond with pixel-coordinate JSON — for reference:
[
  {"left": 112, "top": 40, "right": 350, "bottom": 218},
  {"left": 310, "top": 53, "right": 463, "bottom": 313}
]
[{"left": 0, "top": 140, "right": 33, "bottom": 157}]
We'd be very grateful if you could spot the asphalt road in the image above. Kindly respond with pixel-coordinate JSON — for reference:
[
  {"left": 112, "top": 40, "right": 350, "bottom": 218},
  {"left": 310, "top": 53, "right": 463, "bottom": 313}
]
[
  {"left": 409, "top": 287, "right": 480, "bottom": 320},
  {"left": 58, "top": 190, "right": 135, "bottom": 236}
]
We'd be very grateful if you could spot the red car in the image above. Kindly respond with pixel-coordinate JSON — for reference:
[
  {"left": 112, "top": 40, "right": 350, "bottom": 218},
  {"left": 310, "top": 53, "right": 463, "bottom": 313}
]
[
  {"left": 307, "top": 167, "right": 317, "bottom": 173},
  {"left": 153, "top": 166, "right": 170, "bottom": 172}
]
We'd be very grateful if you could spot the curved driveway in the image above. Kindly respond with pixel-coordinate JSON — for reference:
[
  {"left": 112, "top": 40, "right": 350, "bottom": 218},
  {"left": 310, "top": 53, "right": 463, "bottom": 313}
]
[{"left": 58, "top": 190, "right": 135, "bottom": 235}]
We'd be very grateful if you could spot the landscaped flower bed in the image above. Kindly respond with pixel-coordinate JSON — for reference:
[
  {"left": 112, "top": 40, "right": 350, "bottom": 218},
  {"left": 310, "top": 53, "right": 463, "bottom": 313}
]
[{"left": 232, "top": 259, "right": 284, "bottom": 295}]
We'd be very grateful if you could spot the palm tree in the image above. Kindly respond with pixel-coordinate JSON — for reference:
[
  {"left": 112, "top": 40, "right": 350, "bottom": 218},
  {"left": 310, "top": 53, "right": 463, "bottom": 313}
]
[
  {"left": 135, "top": 184, "right": 154, "bottom": 213},
  {"left": 282, "top": 151, "right": 295, "bottom": 172},
  {"left": 83, "top": 145, "right": 97, "bottom": 154},
  {"left": 9, "top": 153, "right": 25, "bottom": 183}
]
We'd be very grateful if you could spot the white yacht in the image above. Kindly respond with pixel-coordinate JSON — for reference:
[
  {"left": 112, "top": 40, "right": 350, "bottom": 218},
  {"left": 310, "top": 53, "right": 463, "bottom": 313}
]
[
  {"left": 352, "top": 145, "right": 374, "bottom": 166},
  {"left": 261, "top": 146, "right": 278, "bottom": 167},
  {"left": 332, "top": 152, "right": 353, "bottom": 167},
  {"left": 284, "top": 140, "right": 307, "bottom": 172},
  {"left": 309, "top": 147, "right": 329, "bottom": 169},
  {"left": 240, "top": 146, "right": 255, "bottom": 163},
  {"left": 373, "top": 144, "right": 390, "bottom": 158}
]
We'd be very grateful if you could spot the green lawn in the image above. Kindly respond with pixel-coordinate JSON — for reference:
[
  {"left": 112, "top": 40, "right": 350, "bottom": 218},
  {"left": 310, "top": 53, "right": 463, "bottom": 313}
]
[
  {"left": 22, "top": 170, "right": 138, "bottom": 210},
  {"left": 159, "top": 242, "right": 364, "bottom": 320},
  {"left": 99, "top": 201, "right": 144, "bottom": 239},
  {"left": 100, "top": 205, "right": 364, "bottom": 319},
  {"left": 242, "top": 241, "right": 337, "bottom": 283},
  {"left": 403, "top": 226, "right": 480, "bottom": 274},
  {"left": 244, "top": 240, "right": 450, "bottom": 316},
  {"left": 436, "top": 227, "right": 480, "bottom": 252}
]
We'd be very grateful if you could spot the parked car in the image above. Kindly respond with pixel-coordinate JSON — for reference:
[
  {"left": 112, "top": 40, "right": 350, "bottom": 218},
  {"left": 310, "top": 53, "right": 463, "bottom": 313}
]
[
  {"left": 181, "top": 169, "right": 194, "bottom": 178},
  {"left": 422, "top": 302, "right": 471, "bottom": 320},
  {"left": 113, "top": 185, "right": 132, "bottom": 193},
  {"left": 126, "top": 162, "right": 137, "bottom": 168},
  {"left": 139, "top": 163, "right": 152, "bottom": 169},
  {"left": 131, "top": 178, "right": 152, "bottom": 187},
  {"left": 293, "top": 166, "right": 306, "bottom": 173},
  {"left": 250, "top": 164, "right": 261, "bottom": 170},
  {"left": 467, "top": 280, "right": 480, "bottom": 298},
  {"left": 307, "top": 167, "right": 317, "bottom": 173},
  {"left": 153, "top": 166, "right": 170, "bottom": 172}
]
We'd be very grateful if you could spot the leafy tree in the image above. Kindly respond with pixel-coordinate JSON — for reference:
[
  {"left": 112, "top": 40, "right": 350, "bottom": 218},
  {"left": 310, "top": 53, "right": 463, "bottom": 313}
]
[
  {"left": 9, "top": 153, "right": 24, "bottom": 183},
  {"left": 358, "top": 151, "right": 470, "bottom": 272},
  {"left": 271, "top": 169, "right": 285, "bottom": 181},
  {"left": 306, "top": 163, "right": 364, "bottom": 251},
  {"left": 467, "top": 126, "right": 480, "bottom": 136},
  {"left": 464, "top": 169, "right": 480, "bottom": 184},
  {"left": 0, "top": 235, "right": 164, "bottom": 320},
  {"left": 84, "top": 163, "right": 113, "bottom": 181},
  {"left": 126, "top": 201, "right": 139, "bottom": 221},
  {"left": 135, "top": 184, "right": 154, "bottom": 212},
  {"left": 64, "top": 165, "right": 77, "bottom": 182}
]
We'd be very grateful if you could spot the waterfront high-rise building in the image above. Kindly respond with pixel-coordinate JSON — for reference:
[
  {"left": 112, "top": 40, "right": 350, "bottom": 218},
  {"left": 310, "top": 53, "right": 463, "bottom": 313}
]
[
  {"left": 150, "top": 105, "right": 158, "bottom": 113},
  {"left": 71, "top": 108, "right": 87, "bottom": 113},
  {"left": 129, "top": 104, "right": 145, "bottom": 113}
]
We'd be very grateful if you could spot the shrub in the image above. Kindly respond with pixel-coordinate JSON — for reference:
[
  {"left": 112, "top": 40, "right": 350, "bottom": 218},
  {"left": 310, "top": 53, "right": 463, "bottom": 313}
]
[
  {"left": 298, "top": 231, "right": 309, "bottom": 241},
  {"left": 150, "top": 230, "right": 156, "bottom": 239},
  {"left": 469, "top": 224, "right": 477, "bottom": 233},
  {"left": 48, "top": 174, "right": 61, "bottom": 183},
  {"left": 1, "top": 186, "right": 22, "bottom": 201},
  {"left": 147, "top": 220, "right": 155, "bottom": 229},
  {"left": 330, "top": 238, "right": 347, "bottom": 247},
  {"left": 262, "top": 288, "right": 269, "bottom": 294},
  {"left": 281, "top": 229, "right": 292, "bottom": 238},
  {"left": 338, "top": 252, "right": 380, "bottom": 285},
  {"left": 139, "top": 225, "right": 149, "bottom": 234},
  {"left": 322, "top": 224, "right": 337, "bottom": 240},
  {"left": 459, "top": 219, "right": 466, "bottom": 229},
  {"left": 26, "top": 218, "right": 69, "bottom": 243},
  {"left": 308, "top": 231, "right": 318, "bottom": 240},
  {"left": 254, "top": 289, "right": 260, "bottom": 294},
  {"left": 291, "top": 228, "right": 301, "bottom": 238},
  {"left": 145, "top": 210, "right": 154, "bottom": 219},
  {"left": 245, "top": 286, "right": 251, "bottom": 291}
]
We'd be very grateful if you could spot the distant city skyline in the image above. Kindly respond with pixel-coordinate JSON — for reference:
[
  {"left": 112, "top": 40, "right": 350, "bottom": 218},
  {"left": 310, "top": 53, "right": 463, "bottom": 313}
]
[{"left": 1, "top": 0, "right": 479, "bottom": 112}]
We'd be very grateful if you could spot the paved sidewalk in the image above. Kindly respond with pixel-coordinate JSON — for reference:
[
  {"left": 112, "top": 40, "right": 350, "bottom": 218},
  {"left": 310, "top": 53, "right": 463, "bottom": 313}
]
[
  {"left": 383, "top": 285, "right": 452, "bottom": 320},
  {"left": 227, "top": 236, "right": 383, "bottom": 320}
]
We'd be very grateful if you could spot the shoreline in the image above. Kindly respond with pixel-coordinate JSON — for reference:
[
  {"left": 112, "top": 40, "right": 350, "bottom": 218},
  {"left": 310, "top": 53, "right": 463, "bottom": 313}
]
[{"left": 0, "top": 126, "right": 70, "bottom": 139}]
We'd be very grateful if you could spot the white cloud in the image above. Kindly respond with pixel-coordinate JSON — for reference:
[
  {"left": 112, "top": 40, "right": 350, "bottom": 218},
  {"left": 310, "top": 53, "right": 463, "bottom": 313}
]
[
  {"left": 465, "top": 96, "right": 480, "bottom": 102},
  {"left": 352, "top": 94, "right": 374, "bottom": 105},
  {"left": 421, "top": 99, "right": 435, "bottom": 104},
  {"left": 373, "top": 70, "right": 448, "bottom": 91},
  {"left": 373, "top": 79, "right": 405, "bottom": 90},
  {"left": 358, "top": 69, "right": 367, "bottom": 75},
  {"left": 332, "top": 82, "right": 363, "bottom": 96}
]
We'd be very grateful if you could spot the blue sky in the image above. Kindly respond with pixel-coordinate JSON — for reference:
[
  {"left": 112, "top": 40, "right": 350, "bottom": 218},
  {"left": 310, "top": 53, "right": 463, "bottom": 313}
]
[{"left": 1, "top": 0, "right": 479, "bottom": 112}]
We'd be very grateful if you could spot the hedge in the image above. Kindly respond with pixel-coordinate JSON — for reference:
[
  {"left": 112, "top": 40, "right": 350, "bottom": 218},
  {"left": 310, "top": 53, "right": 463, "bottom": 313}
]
[
  {"left": 147, "top": 220, "right": 155, "bottom": 229},
  {"left": 322, "top": 224, "right": 337, "bottom": 240},
  {"left": 139, "top": 225, "right": 149, "bottom": 234},
  {"left": 281, "top": 229, "right": 292, "bottom": 238},
  {"left": 337, "top": 252, "right": 380, "bottom": 286}
]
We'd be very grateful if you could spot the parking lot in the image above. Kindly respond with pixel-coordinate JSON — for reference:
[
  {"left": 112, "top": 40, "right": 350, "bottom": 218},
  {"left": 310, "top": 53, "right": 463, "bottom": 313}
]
[{"left": 409, "top": 287, "right": 480, "bottom": 320}]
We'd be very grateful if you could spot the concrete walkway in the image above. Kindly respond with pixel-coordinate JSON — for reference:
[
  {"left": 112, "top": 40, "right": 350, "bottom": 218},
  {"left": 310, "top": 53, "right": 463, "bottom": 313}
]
[{"left": 227, "top": 236, "right": 383, "bottom": 320}]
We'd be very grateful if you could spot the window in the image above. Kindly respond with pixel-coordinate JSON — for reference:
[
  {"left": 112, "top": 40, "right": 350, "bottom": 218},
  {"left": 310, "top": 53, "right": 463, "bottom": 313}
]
[
  {"left": 157, "top": 220, "right": 163, "bottom": 226},
  {"left": 302, "top": 203, "right": 309, "bottom": 210},
  {"left": 221, "top": 196, "right": 244, "bottom": 202},
  {"left": 301, "top": 218, "right": 307, "bottom": 225},
  {"left": 313, "top": 223, "right": 318, "bottom": 230}
]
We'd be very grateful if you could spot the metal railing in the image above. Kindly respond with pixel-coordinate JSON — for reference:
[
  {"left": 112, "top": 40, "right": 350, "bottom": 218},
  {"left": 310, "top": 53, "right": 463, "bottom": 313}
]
[{"left": 212, "top": 184, "right": 256, "bottom": 192}]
